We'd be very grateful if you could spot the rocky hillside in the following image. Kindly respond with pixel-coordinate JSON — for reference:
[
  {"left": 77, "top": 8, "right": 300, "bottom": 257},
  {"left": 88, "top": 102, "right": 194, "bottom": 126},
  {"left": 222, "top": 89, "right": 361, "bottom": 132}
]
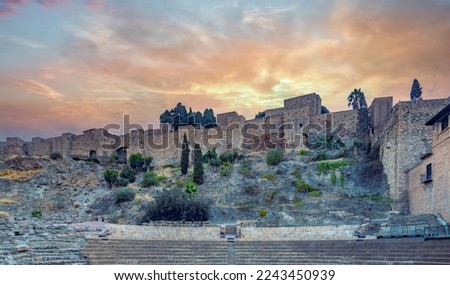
[{"left": 0, "top": 148, "right": 398, "bottom": 227}]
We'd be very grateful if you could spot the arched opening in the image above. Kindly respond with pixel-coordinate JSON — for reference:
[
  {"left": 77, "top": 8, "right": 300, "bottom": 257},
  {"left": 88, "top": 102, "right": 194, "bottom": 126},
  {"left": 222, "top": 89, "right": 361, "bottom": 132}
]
[
  {"left": 116, "top": 147, "right": 127, "bottom": 164},
  {"left": 89, "top": 150, "right": 97, "bottom": 160}
]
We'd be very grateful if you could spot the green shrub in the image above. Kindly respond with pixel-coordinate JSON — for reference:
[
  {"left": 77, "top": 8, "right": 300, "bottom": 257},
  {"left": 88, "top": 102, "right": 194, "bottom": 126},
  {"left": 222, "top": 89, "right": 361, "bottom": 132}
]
[
  {"left": 220, "top": 165, "right": 232, "bottom": 176},
  {"left": 219, "top": 151, "right": 231, "bottom": 163},
  {"left": 157, "top": 175, "right": 166, "bottom": 182},
  {"left": 163, "top": 164, "right": 176, "bottom": 169},
  {"left": 144, "top": 188, "right": 210, "bottom": 221},
  {"left": 129, "top": 153, "right": 144, "bottom": 170},
  {"left": 293, "top": 199, "right": 305, "bottom": 208},
  {"left": 298, "top": 149, "right": 310, "bottom": 156},
  {"left": 185, "top": 181, "right": 198, "bottom": 198},
  {"left": 310, "top": 134, "right": 344, "bottom": 149},
  {"left": 203, "top": 148, "right": 218, "bottom": 163},
  {"left": 115, "top": 177, "right": 129, "bottom": 187},
  {"left": 266, "top": 149, "right": 284, "bottom": 166},
  {"left": 209, "top": 158, "right": 220, "bottom": 172},
  {"left": 259, "top": 209, "right": 268, "bottom": 218},
  {"left": 340, "top": 173, "right": 345, "bottom": 187},
  {"left": 261, "top": 173, "right": 277, "bottom": 182},
  {"left": 310, "top": 190, "right": 322, "bottom": 197},
  {"left": 103, "top": 169, "right": 119, "bottom": 189},
  {"left": 317, "top": 159, "right": 349, "bottom": 174},
  {"left": 129, "top": 153, "right": 152, "bottom": 171},
  {"left": 50, "top": 152, "right": 62, "bottom": 160},
  {"left": 114, "top": 188, "right": 136, "bottom": 204},
  {"left": 239, "top": 166, "right": 250, "bottom": 175},
  {"left": 384, "top": 197, "right": 393, "bottom": 206},
  {"left": 120, "top": 165, "right": 136, "bottom": 183},
  {"left": 142, "top": 172, "right": 159, "bottom": 187},
  {"left": 366, "top": 194, "right": 381, "bottom": 201},
  {"left": 331, "top": 172, "right": 337, "bottom": 185},
  {"left": 292, "top": 179, "right": 318, "bottom": 193},
  {"left": 31, "top": 209, "right": 43, "bottom": 218},
  {"left": 110, "top": 154, "right": 118, "bottom": 162}
]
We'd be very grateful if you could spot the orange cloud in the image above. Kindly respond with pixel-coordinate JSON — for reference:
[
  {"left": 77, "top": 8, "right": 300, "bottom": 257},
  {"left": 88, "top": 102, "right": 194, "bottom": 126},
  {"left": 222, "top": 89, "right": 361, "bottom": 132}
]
[
  {"left": 13, "top": 79, "right": 63, "bottom": 99},
  {"left": 3, "top": 1, "right": 450, "bottom": 139}
]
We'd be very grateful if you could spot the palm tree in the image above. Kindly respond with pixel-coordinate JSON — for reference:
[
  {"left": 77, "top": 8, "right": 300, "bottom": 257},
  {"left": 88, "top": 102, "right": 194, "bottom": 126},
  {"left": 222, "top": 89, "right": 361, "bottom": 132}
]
[{"left": 347, "top": 88, "right": 368, "bottom": 110}]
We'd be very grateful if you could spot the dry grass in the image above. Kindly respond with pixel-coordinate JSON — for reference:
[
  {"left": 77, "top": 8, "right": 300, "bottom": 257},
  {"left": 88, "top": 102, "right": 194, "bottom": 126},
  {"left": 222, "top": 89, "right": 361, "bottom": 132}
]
[
  {"left": 0, "top": 211, "right": 10, "bottom": 219},
  {"left": 135, "top": 193, "right": 154, "bottom": 202},
  {"left": 0, "top": 197, "right": 15, "bottom": 205},
  {"left": 0, "top": 169, "right": 41, "bottom": 181}
]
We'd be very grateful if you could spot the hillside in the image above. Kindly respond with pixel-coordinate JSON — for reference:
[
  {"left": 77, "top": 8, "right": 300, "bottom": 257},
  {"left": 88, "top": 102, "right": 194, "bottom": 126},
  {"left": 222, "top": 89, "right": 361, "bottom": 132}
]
[{"left": 0, "top": 147, "right": 401, "bottom": 228}]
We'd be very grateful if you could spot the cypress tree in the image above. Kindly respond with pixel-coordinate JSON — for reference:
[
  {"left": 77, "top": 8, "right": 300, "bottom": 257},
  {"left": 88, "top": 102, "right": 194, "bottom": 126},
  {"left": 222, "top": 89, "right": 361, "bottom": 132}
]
[
  {"left": 410, "top": 79, "right": 423, "bottom": 101},
  {"left": 193, "top": 143, "right": 204, "bottom": 185},
  {"left": 180, "top": 133, "right": 190, "bottom": 175}
]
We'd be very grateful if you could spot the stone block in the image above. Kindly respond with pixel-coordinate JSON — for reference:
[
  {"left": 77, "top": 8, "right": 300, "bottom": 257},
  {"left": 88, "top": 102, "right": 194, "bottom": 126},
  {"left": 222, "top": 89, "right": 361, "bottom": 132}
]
[{"left": 14, "top": 244, "right": 29, "bottom": 252}]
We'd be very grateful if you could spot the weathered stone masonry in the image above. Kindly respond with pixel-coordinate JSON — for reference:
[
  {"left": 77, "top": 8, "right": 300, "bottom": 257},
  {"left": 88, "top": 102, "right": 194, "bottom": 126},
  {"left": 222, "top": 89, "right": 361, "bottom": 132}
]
[
  {"left": 372, "top": 99, "right": 449, "bottom": 214},
  {"left": 1, "top": 93, "right": 375, "bottom": 167}
]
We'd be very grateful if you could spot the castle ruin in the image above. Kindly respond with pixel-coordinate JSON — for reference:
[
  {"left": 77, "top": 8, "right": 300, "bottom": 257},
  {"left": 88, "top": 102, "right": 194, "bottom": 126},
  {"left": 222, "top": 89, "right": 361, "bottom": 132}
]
[{"left": 1, "top": 93, "right": 449, "bottom": 221}]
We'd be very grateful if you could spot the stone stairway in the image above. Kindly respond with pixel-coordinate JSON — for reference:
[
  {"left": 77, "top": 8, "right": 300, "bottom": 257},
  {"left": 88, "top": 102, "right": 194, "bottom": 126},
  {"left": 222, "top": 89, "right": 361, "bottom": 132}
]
[
  {"left": 234, "top": 239, "right": 450, "bottom": 265},
  {"left": 82, "top": 237, "right": 450, "bottom": 265},
  {"left": 82, "top": 239, "right": 230, "bottom": 265},
  {"left": 0, "top": 220, "right": 88, "bottom": 265}
]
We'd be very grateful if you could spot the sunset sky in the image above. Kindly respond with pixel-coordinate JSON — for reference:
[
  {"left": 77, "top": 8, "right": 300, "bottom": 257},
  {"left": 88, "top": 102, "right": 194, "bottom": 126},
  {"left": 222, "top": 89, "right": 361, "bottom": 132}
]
[{"left": 1, "top": 0, "right": 450, "bottom": 140}]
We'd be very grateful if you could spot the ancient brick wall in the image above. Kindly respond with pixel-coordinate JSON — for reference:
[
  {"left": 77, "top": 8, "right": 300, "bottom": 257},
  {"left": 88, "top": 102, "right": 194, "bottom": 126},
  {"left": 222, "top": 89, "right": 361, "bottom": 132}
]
[{"left": 375, "top": 99, "right": 448, "bottom": 213}]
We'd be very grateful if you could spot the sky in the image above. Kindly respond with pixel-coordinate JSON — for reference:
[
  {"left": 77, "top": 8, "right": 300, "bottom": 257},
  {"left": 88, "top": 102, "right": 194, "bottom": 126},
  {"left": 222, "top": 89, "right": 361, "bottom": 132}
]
[{"left": 1, "top": 0, "right": 450, "bottom": 140}]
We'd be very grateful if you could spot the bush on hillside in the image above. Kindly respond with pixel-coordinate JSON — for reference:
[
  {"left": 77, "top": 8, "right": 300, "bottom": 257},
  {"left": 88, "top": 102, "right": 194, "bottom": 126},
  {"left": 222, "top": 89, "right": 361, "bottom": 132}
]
[
  {"left": 120, "top": 165, "right": 136, "bottom": 183},
  {"left": 143, "top": 188, "right": 210, "bottom": 222},
  {"left": 266, "top": 149, "right": 284, "bottom": 166},
  {"left": 50, "top": 152, "right": 63, "bottom": 160},
  {"left": 142, "top": 172, "right": 159, "bottom": 187},
  {"left": 114, "top": 188, "right": 136, "bottom": 204},
  {"left": 103, "top": 169, "right": 119, "bottom": 189}
]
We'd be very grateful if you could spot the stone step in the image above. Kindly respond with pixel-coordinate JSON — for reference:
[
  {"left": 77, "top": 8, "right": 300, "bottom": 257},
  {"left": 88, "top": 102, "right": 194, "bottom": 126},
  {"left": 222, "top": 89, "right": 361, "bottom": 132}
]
[{"left": 82, "top": 238, "right": 450, "bottom": 265}]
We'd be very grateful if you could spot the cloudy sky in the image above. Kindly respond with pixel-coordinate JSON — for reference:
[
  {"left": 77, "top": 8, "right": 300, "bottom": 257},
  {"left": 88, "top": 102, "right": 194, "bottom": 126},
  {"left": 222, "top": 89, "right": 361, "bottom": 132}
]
[{"left": 1, "top": 0, "right": 450, "bottom": 140}]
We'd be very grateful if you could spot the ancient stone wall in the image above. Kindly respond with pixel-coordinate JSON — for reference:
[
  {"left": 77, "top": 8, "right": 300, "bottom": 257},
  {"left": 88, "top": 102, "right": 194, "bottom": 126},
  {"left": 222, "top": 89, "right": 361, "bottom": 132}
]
[
  {"left": 24, "top": 137, "right": 52, "bottom": 156},
  {"left": 309, "top": 110, "right": 359, "bottom": 147},
  {"left": 374, "top": 99, "right": 448, "bottom": 213},
  {"left": 4, "top": 138, "right": 25, "bottom": 157},
  {"left": 408, "top": 113, "right": 450, "bottom": 222},
  {"left": 0, "top": 142, "right": 6, "bottom": 159},
  {"left": 370, "top": 97, "right": 393, "bottom": 139},
  {"left": 284, "top": 93, "right": 321, "bottom": 116},
  {"left": 217, "top": 111, "right": 244, "bottom": 128}
]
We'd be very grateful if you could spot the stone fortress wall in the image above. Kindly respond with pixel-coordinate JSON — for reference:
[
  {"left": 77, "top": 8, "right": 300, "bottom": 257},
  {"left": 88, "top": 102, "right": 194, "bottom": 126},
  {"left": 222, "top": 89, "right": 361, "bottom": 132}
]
[
  {"left": 371, "top": 98, "right": 449, "bottom": 214},
  {"left": 2, "top": 92, "right": 450, "bottom": 221},
  {"left": 0, "top": 93, "right": 375, "bottom": 166}
]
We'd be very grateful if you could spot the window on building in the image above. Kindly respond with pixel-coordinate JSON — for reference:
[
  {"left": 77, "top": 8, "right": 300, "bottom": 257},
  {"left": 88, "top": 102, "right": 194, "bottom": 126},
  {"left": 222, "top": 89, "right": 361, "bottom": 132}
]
[
  {"left": 441, "top": 116, "right": 449, "bottom": 131},
  {"left": 426, "top": 163, "right": 432, "bottom": 181}
]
